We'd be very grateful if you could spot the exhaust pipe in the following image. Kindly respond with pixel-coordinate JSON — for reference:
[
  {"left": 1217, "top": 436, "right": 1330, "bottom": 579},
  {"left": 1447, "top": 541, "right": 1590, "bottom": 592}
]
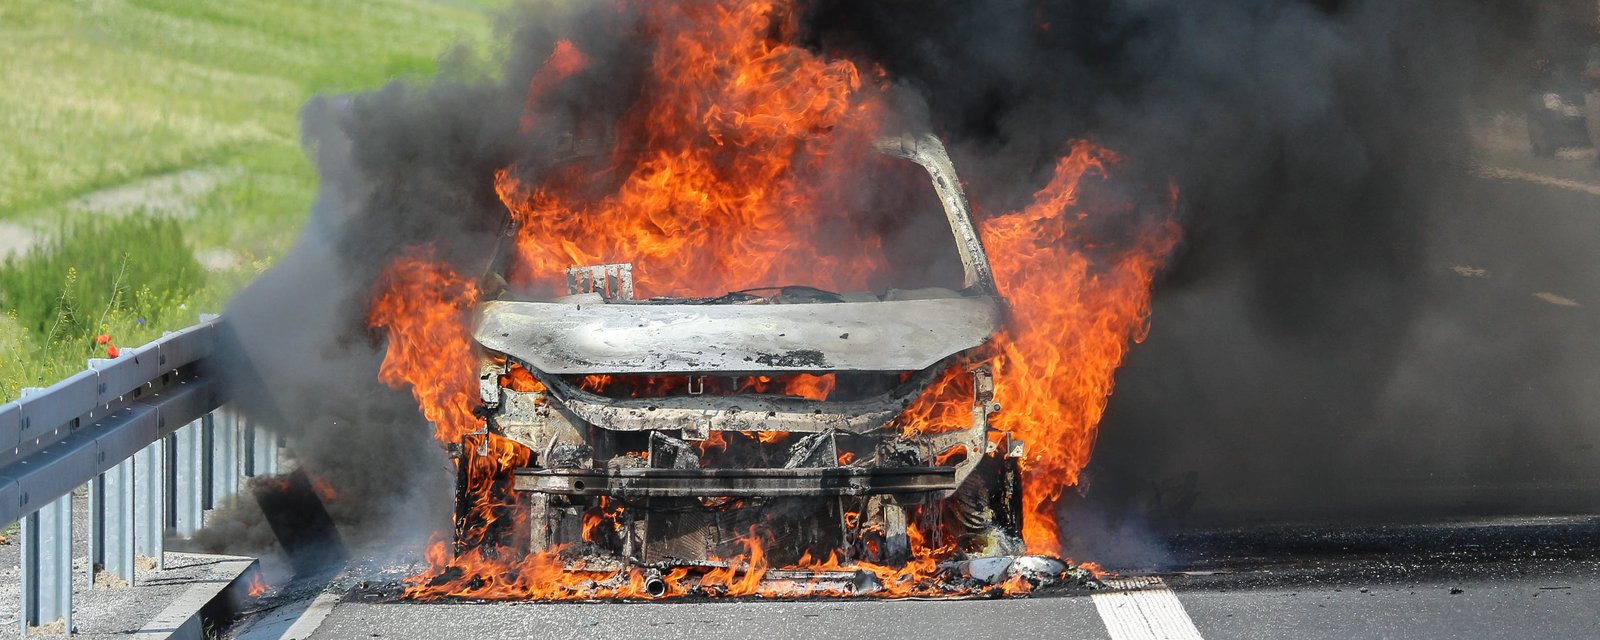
[{"left": 642, "top": 569, "right": 668, "bottom": 598}]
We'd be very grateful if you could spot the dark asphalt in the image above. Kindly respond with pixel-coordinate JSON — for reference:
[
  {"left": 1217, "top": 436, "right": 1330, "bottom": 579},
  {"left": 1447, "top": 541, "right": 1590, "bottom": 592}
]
[
  {"left": 254, "top": 516, "right": 1600, "bottom": 640},
  {"left": 299, "top": 554, "right": 1600, "bottom": 640},
  {"left": 1182, "top": 576, "right": 1600, "bottom": 640}
]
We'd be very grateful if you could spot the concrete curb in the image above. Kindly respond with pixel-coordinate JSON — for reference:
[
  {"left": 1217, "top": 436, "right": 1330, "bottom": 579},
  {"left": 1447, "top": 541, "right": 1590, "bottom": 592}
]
[{"left": 129, "top": 554, "right": 258, "bottom": 640}]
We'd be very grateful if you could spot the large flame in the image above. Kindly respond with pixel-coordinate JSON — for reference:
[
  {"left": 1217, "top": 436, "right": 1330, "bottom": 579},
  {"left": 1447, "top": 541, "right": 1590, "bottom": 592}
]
[
  {"left": 979, "top": 143, "right": 1182, "bottom": 552},
  {"left": 366, "top": 253, "right": 481, "bottom": 443},
  {"left": 497, "top": 0, "right": 888, "bottom": 299},
  {"left": 365, "top": 0, "right": 1179, "bottom": 601}
]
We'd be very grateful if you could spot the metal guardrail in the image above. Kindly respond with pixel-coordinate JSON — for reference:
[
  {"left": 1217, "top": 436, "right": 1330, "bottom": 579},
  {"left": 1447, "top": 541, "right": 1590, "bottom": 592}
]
[{"left": 1, "top": 316, "right": 277, "bottom": 636}]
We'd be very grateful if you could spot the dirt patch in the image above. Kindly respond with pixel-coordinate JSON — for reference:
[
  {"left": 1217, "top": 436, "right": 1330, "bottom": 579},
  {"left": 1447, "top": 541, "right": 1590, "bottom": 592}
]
[
  {"left": 0, "top": 221, "right": 38, "bottom": 260},
  {"left": 195, "top": 247, "right": 243, "bottom": 272},
  {"left": 66, "top": 167, "right": 237, "bottom": 219}
]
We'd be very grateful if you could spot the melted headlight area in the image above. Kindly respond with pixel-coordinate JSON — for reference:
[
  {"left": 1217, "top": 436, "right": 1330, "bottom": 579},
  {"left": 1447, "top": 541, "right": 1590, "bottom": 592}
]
[{"left": 470, "top": 359, "right": 1029, "bottom": 571}]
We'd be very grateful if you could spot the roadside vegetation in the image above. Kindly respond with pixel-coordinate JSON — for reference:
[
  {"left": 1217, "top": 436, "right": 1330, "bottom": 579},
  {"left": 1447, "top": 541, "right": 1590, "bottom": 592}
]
[{"left": 0, "top": 0, "right": 503, "bottom": 400}]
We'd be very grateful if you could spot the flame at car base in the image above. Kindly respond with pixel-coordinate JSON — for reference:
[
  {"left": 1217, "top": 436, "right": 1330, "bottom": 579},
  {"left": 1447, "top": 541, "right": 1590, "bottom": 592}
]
[{"left": 364, "top": 0, "right": 1178, "bottom": 601}]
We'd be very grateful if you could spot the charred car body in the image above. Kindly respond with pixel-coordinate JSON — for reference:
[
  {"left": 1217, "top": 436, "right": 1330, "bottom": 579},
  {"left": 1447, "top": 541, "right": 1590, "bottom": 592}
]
[{"left": 462, "top": 134, "right": 1065, "bottom": 591}]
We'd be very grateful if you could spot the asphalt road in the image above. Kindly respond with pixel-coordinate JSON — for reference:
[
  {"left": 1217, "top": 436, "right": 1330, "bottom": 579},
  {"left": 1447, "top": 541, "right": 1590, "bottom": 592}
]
[
  {"left": 227, "top": 516, "right": 1600, "bottom": 640},
  {"left": 305, "top": 579, "right": 1600, "bottom": 640},
  {"left": 305, "top": 583, "right": 1599, "bottom": 640}
]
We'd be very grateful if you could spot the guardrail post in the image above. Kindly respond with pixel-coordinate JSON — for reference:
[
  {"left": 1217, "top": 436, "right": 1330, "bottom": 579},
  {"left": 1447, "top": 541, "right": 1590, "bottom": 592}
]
[
  {"left": 173, "top": 420, "right": 203, "bottom": 537},
  {"left": 88, "top": 474, "right": 104, "bottom": 588},
  {"left": 244, "top": 417, "right": 278, "bottom": 478},
  {"left": 19, "top": 494, "right": 72, "bottom": 635},
  {"left": 263, "top": 430, "right": 279, "bottom": 475},
  {"left": 211, "top": 408, "right": 240, "bottom": 506},
  {"left": 200, "top": 413, "right": 215, "bottom": 509},
  {"left": 134, "top": 441, "right": 164, "bottom": 573},
  {"left": 102, "top": 457, "right": 137, "bottom": 586}
]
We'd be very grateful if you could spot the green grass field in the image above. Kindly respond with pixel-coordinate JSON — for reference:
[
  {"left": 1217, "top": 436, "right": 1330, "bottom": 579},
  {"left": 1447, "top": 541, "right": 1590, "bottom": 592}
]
[{"left": 0, "top": 0, "right": 505, "bottom": 401}]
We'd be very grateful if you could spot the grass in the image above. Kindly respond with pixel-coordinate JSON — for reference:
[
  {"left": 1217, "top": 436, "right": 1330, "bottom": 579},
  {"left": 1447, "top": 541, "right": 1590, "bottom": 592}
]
[
  {"left": 1, "top": 216, "right": 204, "bottom": 337},
  {"left": 0, "top": 0, "right": 506, "bottom": 401}
]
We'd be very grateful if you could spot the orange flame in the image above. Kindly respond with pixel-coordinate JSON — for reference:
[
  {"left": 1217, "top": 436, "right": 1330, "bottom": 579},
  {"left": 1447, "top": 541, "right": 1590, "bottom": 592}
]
[
  {"left": 496, "top": 0, "right": 888, "bottom": 299},
  {"left": 894, "top": 367, "right": 975, "bottom": 437},
  {"left": 979, "top": 142, "right": 1181, "bottom": 552},
  {"left": 307, "top": 473, "right": 338, "bottom": 503},
  {"left": 520, "top": 40, "right": 590, "bottom": 133},
  {"left": 367, "top": 253, "right": 481, "bottom": 442},
  {"left": 499, "top": 363, "right": 547, "bottom": 393}
]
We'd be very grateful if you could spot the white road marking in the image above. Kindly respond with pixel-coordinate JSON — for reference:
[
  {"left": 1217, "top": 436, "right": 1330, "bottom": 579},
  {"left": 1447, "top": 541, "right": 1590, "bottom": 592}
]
[
  {"left": 232, "top": 585, "right": 344, "bottom": 640},
  {"left": 279, "top": 587, "right": 343, "bottom": 640},
  {"left": 1092, "top": 576, "right": 1206, "bottom": 640},
  {"left": 1475, "top": 165, "right": 1600, "bottom": 197}
]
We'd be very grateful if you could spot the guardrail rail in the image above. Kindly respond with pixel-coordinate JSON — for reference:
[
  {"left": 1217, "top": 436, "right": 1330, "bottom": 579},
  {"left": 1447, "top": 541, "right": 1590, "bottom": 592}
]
[{"left": 1, "top": 316, "right": 277, "bottom": 636}]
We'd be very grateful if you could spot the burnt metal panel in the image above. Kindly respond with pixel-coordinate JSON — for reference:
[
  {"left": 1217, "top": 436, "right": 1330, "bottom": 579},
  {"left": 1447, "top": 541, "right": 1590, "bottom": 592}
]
[
  {"left": 535, "top": 361, "right": 948, "bottom": 434},
  {"left": 554, "top": 391, "right": 900, "bottom": 434},
  {"left": 514, "top": 466, "right": 958, "bottom": 497},
  {"left": 475, "top": 296, "right": 1001, "bottom": 375},
  {"left": 871, "top": 134, "right": 996, "bottom": 295},
  {"left": 566, "top": 263, "right": 635, "bottom": 301}
]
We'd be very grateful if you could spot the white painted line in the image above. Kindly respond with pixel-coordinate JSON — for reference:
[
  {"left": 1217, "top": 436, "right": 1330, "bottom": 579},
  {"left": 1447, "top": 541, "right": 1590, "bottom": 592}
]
[
  {"left": 1093, "top": 576, "right": 1205, "bottom": 640},
  {"left": 233, "top": 584, "right": 345, "bottom": 640},
  {"left": 278, "top": 587, "right": 343, "bottom": 640},
  {"left": 1475, "top": 165, "right": 1600, "bottom": 197}
]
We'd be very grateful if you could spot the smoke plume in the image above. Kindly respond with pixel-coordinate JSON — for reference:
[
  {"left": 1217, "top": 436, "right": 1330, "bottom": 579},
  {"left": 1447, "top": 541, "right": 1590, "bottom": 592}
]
[
  {"left": 793, "top": 0, "right": 1600, "bottom": 558},
  {"left": 214, "top": 0, "right": 1597, "bottom": 563}
]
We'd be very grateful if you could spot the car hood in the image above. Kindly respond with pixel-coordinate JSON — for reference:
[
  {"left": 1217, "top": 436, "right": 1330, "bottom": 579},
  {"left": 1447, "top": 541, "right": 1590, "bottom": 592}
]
[{"left": 474, "top": 296, "right": 1002, "bottom": 375}]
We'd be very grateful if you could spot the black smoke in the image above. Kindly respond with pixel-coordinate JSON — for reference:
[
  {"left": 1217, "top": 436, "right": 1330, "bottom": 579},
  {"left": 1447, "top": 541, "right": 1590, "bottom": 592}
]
[
  {"left": 806, "top": 0, "right": 1600, "bottom": 560},
  {"left": 801, "top": 0, "right": 1600, "bottom": 561},
  {"left": 211, "top": 0, "right": 1598, "bottom": 563}
]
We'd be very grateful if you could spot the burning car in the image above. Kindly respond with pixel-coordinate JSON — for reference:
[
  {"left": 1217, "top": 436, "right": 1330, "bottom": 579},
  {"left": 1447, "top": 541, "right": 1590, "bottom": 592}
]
[
  {"left": 454, "top": 134, "right": 1077, "bottom": 594},
  {"left": 362, "top": 1, "right": 1179, "bottom": 600}
]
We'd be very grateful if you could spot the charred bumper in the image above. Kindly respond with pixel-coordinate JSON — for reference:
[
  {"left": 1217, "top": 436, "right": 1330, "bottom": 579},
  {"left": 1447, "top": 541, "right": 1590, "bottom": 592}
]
[{"left": 514, "top": 465, "right": 959, "bottom": 498}]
